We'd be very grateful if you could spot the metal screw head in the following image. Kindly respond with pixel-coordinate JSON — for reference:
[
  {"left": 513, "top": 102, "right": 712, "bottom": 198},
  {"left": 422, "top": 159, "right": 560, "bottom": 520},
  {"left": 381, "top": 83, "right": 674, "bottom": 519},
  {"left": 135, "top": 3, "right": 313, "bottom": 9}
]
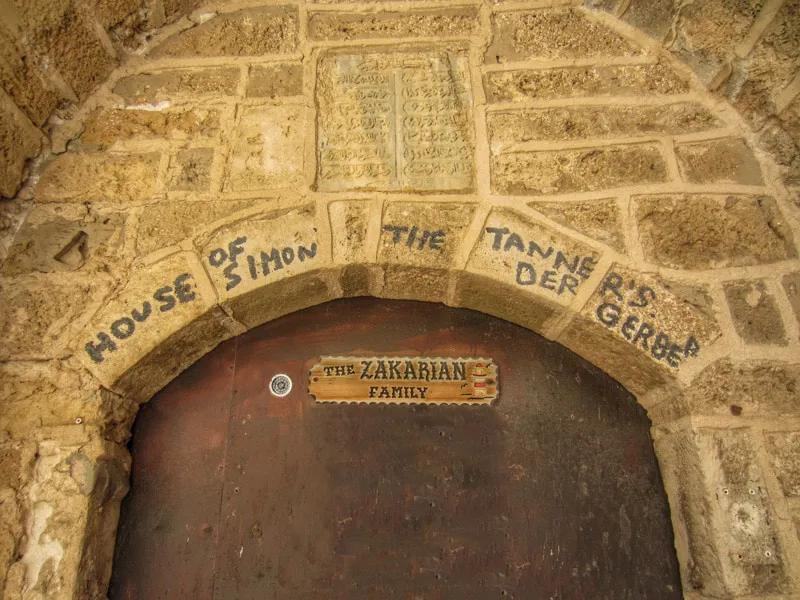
[{"left": 269, "top": 374, "right": 292, "bottom": 397}]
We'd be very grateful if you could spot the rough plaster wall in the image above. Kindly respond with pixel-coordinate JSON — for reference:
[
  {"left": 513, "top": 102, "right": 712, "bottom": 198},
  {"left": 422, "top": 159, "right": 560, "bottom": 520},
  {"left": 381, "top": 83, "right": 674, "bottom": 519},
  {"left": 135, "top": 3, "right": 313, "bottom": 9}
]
[{"left": 0, "top": 1, "right": 799, "bottom": 600}]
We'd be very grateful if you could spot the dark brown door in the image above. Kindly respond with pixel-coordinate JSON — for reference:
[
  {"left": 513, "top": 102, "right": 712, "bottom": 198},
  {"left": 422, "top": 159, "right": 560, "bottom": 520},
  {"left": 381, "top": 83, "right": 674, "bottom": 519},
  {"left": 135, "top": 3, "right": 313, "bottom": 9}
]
[{"left": 109, "top": 299, "right": 682, "bottom": 600}]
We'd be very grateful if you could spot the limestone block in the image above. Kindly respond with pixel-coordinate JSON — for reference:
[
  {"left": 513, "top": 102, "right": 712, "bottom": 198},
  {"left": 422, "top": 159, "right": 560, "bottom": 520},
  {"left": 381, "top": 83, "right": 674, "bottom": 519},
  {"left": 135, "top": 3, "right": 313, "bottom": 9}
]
[
  {"left": 329, "top": 200, "right": 372, "bottom": 264},
  {"left": 1, "top": 204, "right": 126, "bottom": 275},
  {"left": 0, "top": 275, "right": 109, "bottom": 361},
  {"left": 77, "top": 252, "right": 222, "bottom": 396},
  {"left": 558, "top": 265, "right": 721, "bottom": 395},
  {"left": 136, "top": 199, "right": 253, "bottom": 256},
  {"left": 246, "top": 63, "right": 303, "bottom": 98},
  {"left": 0, "top": 91, "right": 44, "bottom": 198},
  {"left": 93, "top": 0, "right": 143, "bottom": 29},
  {"left": 377, "top": 202, "right": 476, "bottom": 300},
  {"left": 488, "top": 104, "right": 721, "bottom": 145},
  {"left": 307, "top": 8, "right": 480, "bottom": 41},
  {"left": 225, "top": 105, "right": 305, "bottom": 192},
  {"left": 81, "top": 108, "right": 221, "bottom": 147},
  {"left": 457, "top": 208, "right": 603, "bottom": 331},
  {"left": 675, "top": 139, "right": 763, "bottom": 186},
  {"left": 162, "top": 0, "right": 201, "bottom": 19},
  {"left": 615, "top": 0, "right": 676, "bottom": 41},
  {"left": 167, "top": 148, "right": 214, "bottom": 192},
  {"left": 492, "top": 144, "right": 668, "bottom": 195},
  {"left": 483, "top": 63, "right": 690, "bottom": 103},
  {"left": 725, "top": 280, "right": 787, "bottom": 345},
  {"left": 764, "top": 431, "right": 800, "bottom": 497},
  {"left": 195, "top": 205, "right": 336, "bottom": 328},
  {"left": 782, "top": 272, "right": 800, "bottom": 333},
  {"left": 113, "top": 68, "right": 240, "bottom": 105},
  {"left": 315, "top": 45, "right": 474, "bottom": 193},
  {"left": 635, "top": 195, "right": 795, "bottom": 269},
  {"left": 485, "top": 9, "right": 641, "bottom": 63},
  {"left": 36, "top": 152, "right": 161, "bottom": 204},
  {"left": 529, "top": 198, "right": 624, "bottom": 252},
  {"left": 0, "top": 31, "right": 59, "bottom": 126},
  {"left": 150, "top": 7, "right": 298, "bottom": 58}
]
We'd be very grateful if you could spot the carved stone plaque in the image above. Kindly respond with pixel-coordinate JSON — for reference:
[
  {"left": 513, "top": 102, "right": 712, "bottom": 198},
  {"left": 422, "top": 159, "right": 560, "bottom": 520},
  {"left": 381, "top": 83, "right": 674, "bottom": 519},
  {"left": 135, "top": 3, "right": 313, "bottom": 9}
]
[
  {"left": 309, "top": 356, "right": 498, "bottom": 405},
  {"left": 315, "top": 46, "right": 475, "bottom": 192}
]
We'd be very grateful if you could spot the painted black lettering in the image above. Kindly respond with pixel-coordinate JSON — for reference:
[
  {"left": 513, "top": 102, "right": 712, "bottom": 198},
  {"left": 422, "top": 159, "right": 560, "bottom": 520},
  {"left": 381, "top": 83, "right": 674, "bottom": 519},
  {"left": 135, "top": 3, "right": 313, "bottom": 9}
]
[
  {"left": 418, "top": 362, "right": 430, "bottom": 381},
  {"left": 403, "top": 361, "right": 417, "bottom": 379},
  {"left": 438, "top": 362, "right": 451, "bottom": 380},
  {"left": 684, "top": 336, "right": 700, "bottom": 357},
  {"left": 577, "top": 256, "right": 596, "bottom": 280},
  {"left": 383, "top": 225, "right": 409, "bottom": 244},
  {"left": 621, "top": 315, "right": 638, "bottom": 341},
  {"left": 516, "top": 261, "right": 536, "bottom": 286},
  {"left": 429, "top": 231, "right": 445, "bottom": 250},
  {"left": 558, "top": 274, "right": 580, "bottom": 296},
  {"left": 247, "top": 255, "right": 257, "bottom": 280},
  {"left": 452, "top": 362, "right": 466, "bottom": 381},
  {"left": 417, "top": 387, "right": 428, "bottom": 399},
  {"left": 174, "top": 274, "right": 196, "bottom": 303},
  {"left": 601, "top": 272, "right": 625, "bottom": 302},
  {"left": 651, "top": 333, "right": 671, "bottom": 360},
  {"left": 504, "top": 233, "right": 525, "bottom": 253},
  {"left": 378, "top": 387, "right": 390, "bottom": 398},
  {"left": 223, "top": 263, "right": 241, "bottom": 291},
  {"left": 360, "top": 360, "right": 373, "bottom": 379},
  {"left": 154, "top": 286, "right": 176, "bottom": 312},
  {"left": 111, "top": 317, "right": 135, "bottom": 340},
  {"left": 485, "top": 227, "right": 509, "bottom": 250},
  {"left": 406, "top": 226, "right": 418, "bottom": 248},
  {"left": 553, "top": 252, "right": 579, "bottom": 273},
  {"left": 391, "top": 386, "right": 403, "bottom": 398},
  {"left": 347, "top": 364, "right": 355, "bottom": 375},
  {"left": 131, "top": 301, "right": 152, "bottom": 323},
  {"left": 85, "top": 333, "right": 117, "bottom": 363},
  {"left": 227, "top": 237, "right": 247, "bottom": 264},
  {"left": 666, "top": 344, "right": 683, "bottom": 368},
  {"left": 281, "top": 247, "right": 295, "bottom": 266},
  {"left": 629, "top": 285, "right": 657, "bottom": 308},
  {"left": 298, "top": 243, "right": 317, "bottom": 261},
  {"left": 369, "top": 386, "right": 378, "bottom": 398},
  {"left": 596, "top": 302, "right": 621, "bottom": 328},
  {"left": 388, "top": 361, "right": 402, "bottom": 379},
  {"left": 633, "top": 322, "right": 654, "bottom": 350},
  {"left": 208, "top": 248, "right": 227, "bottom": 268},
  {"left": 260, "top": 248, "right": 283, "bottom": 275},
  {"left": 374, "top": 360, "right": 388, "bottom": 379},
  {"left": 528, "top": 242, "right": 554, "bottom": 260},
  {"left": 417, "top": 230, "right": 431, "bottom": 250},
  {"left": 540, "top": 270, "right": 557, "bottom": 291}
]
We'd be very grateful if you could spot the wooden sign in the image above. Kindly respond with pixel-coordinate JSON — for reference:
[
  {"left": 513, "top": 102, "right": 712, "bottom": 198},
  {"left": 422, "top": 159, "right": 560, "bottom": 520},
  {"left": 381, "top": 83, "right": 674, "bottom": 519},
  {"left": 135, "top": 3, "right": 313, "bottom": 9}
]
[{"left": 309, "top": 356, "right": 499, "bottom": 405}]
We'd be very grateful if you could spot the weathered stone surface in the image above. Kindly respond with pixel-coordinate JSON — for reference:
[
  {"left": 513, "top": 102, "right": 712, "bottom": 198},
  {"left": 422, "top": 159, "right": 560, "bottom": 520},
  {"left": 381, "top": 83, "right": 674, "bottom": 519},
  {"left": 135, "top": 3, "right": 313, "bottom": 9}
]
[
  {"left": 488, "top": 104, "right": 720, "bottom": 144},
  {"left": 1, "top": 205, "right": 126, "bottom": 275},
  {"left": 168, "top": 148, "right": 214, "bottom": 191},
  {"left": 483, "top": 63, "right": 690, "bottom": 103},
  {"left": 0, "top": 275, "right": 109, "bottom": 360},
  {"left": 36, "top": 152, "right": 160, "bottom": 203},
  {"left": 764, "top": 431, "right": 800, "bottom": 497},
  {"left": 0, "top": 91, "right": 44, "bottom": 198},
  {"left": 246, "top": 63, "right": 303, "bottom": 98},
  {"left": 684, "top": 360, "right": 800, "bottom": 418},
  {"left": 150, "top": 7, "right": 298, "bottom": 57},
  {"left": 529, "top": 198, "right": 624, "bottom": 252},
  {"left": 635, "top": 195, "right": 795, "bottom": 269},
  {"left": 783, "top": 272, "right": 800, "bottom": 332},
  {"left": 378, "top": 202, "right": 475, "bottom": 300},
  {"left": 462, "top": 207, "right": 602, "bottom": 331},
  {"left": 617, "top": 0, "right": 676, "bottom": 40},
  {"left": 226, "top": 105, "right": 305, "bottom": 192},
  {"left": 81, "top": 108, "right": 221, "bottom": 147},
  {"left": 559, "top": 265, "right": 720, "bottom": 393},
  {"left": 725, "top": 280, "right": 787, "bottom": 345},
  {"left": 486, "top": 9, "right": 641, "bottom": 63},
  {"left": 94, "top": 0, "right": 143, "bottom": 30},
  {"left": 195, "top": 205, "right": 331, "bottom": 327},
  {"left": 77, "top": 252, "right": 219, "bottom": 391},
  {"left": 163, "top": 0, "right": 201, "bottom": 19},
  {"left": 136, "top": 199, "right": 253, "bottom": 256},
  {"left": 329, "top": 200, "right": 372, "bottom": 264},
  {"left": 675, "top": 139, "right": 763, "bottom": 186},
  {"left": 315, "top": 46, "right": 474, "bottom": 193},
  {"left": 0, "top": 31, "right": 59, "bottom": 126},
  {"left": 308, "top": 8, "right": 480, "bottom": 41},
  {"left": 113, "top": 68, "right": 240, "bottom": 105},
  {"left": 492, "top": 144, "right": 668, "bottom": 195}
]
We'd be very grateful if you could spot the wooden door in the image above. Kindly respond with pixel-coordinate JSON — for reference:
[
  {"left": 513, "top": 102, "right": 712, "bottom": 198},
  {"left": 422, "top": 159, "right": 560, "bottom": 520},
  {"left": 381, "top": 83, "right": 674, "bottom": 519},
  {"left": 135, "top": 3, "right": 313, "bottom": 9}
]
[{"left": 109, "top": 298, "right": 682, "bottom": 600}]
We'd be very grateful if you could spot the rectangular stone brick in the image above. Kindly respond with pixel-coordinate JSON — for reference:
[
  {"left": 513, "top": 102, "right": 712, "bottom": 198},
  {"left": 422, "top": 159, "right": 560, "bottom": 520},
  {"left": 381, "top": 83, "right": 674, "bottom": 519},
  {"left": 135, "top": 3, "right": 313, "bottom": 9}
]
[
  {"left": 308, "top": 8, "right": 480, "bottom": 41},
  {"left": 0, "top": 31, "right": 59, "bottom": 125},
  {"left": 765, "top": 431, "right": 800, "bottom": 497},
  {"left": 675, "top": 138, "right": 763, "bottom": 186},
  {"left": 725, "top": 280, "right": 787, "bottom": 345},
  {"left": 635, "top": 195, "right": 795, "bottom": 269},
  {"left": 488, "top": 104, "right": 721, "bottom": 145},
  {"left": 329, "top": 200, "right": 372, "bottom": 264},
  {"left": 95, "top": 0, "right": 143, "bottom": 29},
  {"left": 782, "top": 272, "right": 800, "bottom": 332},
  {"left": 485, "top": 9, "right": 641, "bottom": 63},
  {"left": 225, "top": 105, "right": 305, "bottom": 192},
  {"left": 492, "top": 144, "right": 668, "bottom": 195},
  {"left": 315, "top": 46, "right": 474, "bottom": 193},
  {"left": 483, "top": 63, "right": 690, "bottom": 103},
  {"left": 246, "top": 63, "right": 303, "bottom": 98},
  {"left": 0, "top": 91, "right": 44, "bottom": 198},
  {"left": 36, "top": 152, "right": 160, "bottom": 203},
  {"left": 150, "top": 7, "right": 298, "bottom": 58},
  {"left": 558, "top": 264, "right": 721, "bottom": 395},
  {"left": 113, "top": 68, "right": 240, "bottom": 105},
  {"left": 81, "top": 108, "right": 220, "bottom": 147},
  {"left": 528, "top": 198, "right": 624, "bottom": 252},
  {"left": 167, "top": 148, "right": 214, "bottom": 192}
]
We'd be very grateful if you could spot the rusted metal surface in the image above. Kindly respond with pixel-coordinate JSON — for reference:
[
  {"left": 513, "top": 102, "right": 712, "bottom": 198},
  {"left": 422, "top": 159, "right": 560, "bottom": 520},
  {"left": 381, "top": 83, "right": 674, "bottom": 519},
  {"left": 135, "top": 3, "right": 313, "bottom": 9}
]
[{"left": 110, "top": 298, "right": 683, "bottom": 599}]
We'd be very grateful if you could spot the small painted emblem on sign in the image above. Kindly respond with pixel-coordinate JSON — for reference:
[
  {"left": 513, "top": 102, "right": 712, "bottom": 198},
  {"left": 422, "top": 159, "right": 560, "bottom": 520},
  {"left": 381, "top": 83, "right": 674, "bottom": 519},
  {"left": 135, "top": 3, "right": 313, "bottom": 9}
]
[
  {"left": 270, "top": 374, "right": 293, "bottom": 397},
  {"left": 308, "top": 357, "right": 499, "bottom": 405}
]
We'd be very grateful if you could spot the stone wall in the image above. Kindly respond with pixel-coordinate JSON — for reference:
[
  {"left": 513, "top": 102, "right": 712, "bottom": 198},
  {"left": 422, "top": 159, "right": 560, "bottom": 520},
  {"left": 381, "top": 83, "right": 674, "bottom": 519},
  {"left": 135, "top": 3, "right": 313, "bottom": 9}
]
[{"left": 0, "top": 1, "right": 799, "bottom": 599}]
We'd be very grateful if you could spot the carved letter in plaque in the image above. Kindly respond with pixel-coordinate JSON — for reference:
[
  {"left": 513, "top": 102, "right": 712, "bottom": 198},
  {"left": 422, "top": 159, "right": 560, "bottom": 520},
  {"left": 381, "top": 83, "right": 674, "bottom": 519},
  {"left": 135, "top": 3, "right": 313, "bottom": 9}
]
[
  {"left": 315, "top": 46, "right": 475, "bottom": 193},
  {"left": 309, "top": 356, "right": 498, "bottom": 405}
]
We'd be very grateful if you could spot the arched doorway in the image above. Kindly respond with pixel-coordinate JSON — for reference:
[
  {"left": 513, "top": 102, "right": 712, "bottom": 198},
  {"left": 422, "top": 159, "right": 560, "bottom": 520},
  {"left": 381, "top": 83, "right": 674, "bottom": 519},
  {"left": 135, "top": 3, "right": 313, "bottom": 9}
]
[{"left": 109, "top": 298, "right": 681, "bottom": 599}]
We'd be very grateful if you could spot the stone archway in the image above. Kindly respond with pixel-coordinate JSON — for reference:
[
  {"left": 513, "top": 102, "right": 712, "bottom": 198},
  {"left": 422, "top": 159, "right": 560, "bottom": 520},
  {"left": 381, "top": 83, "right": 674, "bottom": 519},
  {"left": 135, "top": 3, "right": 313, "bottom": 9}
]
[{"left": 0, "top": 3, "right": 799, "bottom": 600}]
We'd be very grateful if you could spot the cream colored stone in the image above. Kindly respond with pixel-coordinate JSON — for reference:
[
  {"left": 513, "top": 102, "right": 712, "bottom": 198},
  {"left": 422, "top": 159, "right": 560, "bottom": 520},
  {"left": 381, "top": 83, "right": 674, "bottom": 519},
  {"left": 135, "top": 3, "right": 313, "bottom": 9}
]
[
  {"left": 529, "top": 198, "right": 624, "bottom": 252},
  {"left": 308, "top": 8, "right": 480, "bottom": 41},
  {"left": 76, "top": 252, "right": 218, "bottom": 391},
  {"left": 225, "top": 105, "right": 305, "bottom": 192},
  {"left": 329, "top": 200, "right": 372, "bottom": 264}
]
